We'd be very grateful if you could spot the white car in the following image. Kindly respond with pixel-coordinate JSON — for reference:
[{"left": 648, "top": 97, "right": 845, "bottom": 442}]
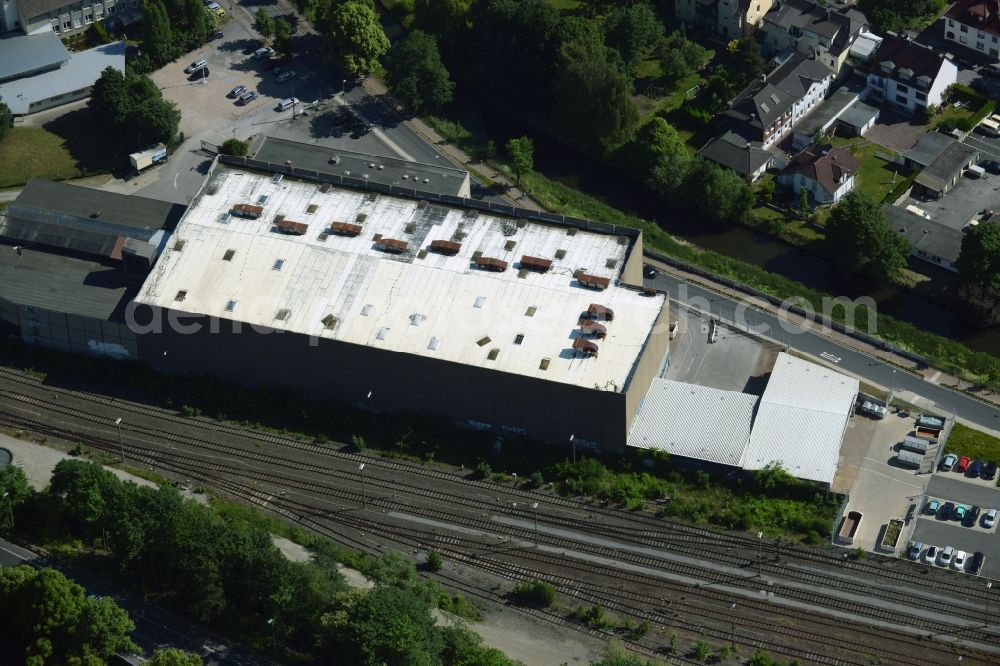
[
  {"left": 184, "top": 58, "right": 208, "bottom": 74},
  {"left": 952, "top": 550, "right": 967, "bottom": 571},
  {"left": 984, "top": 508, "right": 997, "bottom": 529},
  {"left": 938, "top": 545, "right": 954, "bottom": 567},
  {"left": 206, "top": 1, "right": 221, "bottom": 9},
  {"left": 253, "top": 46, "right": 274, "bottom": 60},
  {"left": 923, "top": 545, "right": 938, "bottom": 565},
  {"left": 941, "top": 453, "right": 958, "bottom": 472},
  {"left": 277, "top": 97, "right": 299, "bottom": 111}
]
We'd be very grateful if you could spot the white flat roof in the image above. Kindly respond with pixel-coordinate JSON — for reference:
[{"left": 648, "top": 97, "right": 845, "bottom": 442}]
[
  {"left": 628, "top": 379, "right": 758, "bottom": 466},
  {"left": 135, "top": 165, "right": 665, "bottom": 390},
  {"left": 743, "top": 353, "right": 858, "bottom": 484}
]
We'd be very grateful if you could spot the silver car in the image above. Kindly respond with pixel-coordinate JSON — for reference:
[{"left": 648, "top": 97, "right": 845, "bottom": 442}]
[
  {"left": 184, "top": 58, "right": 207, "bottom": 74},
  {"left": 229, "top": 85, "right": 247, "bottom": 98}
]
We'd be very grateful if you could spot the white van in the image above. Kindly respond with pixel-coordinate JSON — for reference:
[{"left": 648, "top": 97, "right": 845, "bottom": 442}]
[
  {"left": 277, "top": 97, "right": 299, "bottom": 111},
  {"left": 978, "top": 116, "right": 1000, "bottom": 137}
]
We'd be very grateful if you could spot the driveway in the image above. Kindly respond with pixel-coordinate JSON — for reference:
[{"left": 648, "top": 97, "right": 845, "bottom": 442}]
[
  {"left": 863, "top": 109, "right": 929, "bottom": 153},
  {"left": 903, "top": 169, "right": 1000, "bottom": 231}
]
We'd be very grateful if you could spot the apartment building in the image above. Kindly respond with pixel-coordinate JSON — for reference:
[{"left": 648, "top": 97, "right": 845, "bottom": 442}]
[{"left": 944, "top": 0, "right": 1000, "bottom": 61}]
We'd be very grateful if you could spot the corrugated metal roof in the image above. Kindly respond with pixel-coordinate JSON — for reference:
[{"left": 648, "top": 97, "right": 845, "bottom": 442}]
[
  {"left": 0, "top": 41, "right": 123, "bottom": 115},
  {"left": 0, "top": 30, "right": 69, "bottom": 83},
  {"left": 628, "top": 379, "right": 757, "bottom": 467},
  {"left": 743, "top": 353, "right": 858, "bottom": 484}
]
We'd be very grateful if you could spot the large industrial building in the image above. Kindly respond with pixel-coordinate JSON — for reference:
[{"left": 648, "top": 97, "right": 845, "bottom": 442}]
[{"left": 128, "top": 160, "right": 669, "bottom": 450}]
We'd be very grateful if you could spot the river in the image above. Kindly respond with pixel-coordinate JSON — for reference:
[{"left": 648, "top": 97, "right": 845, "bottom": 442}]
[{"left": 451, "top": 92, "right": 1000, "bottom": 357}]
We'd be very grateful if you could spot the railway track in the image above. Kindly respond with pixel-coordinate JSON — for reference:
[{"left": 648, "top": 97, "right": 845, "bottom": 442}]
[{"left": 0, "top": 367, "right": 995, "bottom": 664}]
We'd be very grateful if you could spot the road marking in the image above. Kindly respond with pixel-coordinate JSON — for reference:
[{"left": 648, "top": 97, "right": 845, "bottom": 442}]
[
  {"left": 0, "top": 546, "right": 29, "bottom": 561},
  {"left": 859, "top": 462, "right": 923, "bottom": 488},
  {"left": 820, "top": 352, "right": 842, "bottom": 364},
  {"left": 372, "top": 127, "right": 414, "bottom": 162},
  {"left": 173, "top": 172, "right": 179, "bottom": 190}
]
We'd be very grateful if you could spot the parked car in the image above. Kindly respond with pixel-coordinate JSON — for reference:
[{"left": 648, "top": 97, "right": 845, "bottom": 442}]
[
  {"left": 643, "top": 266, "right": 658, "bottom": 279},
  {"left": 188, "top": 66, "right": 209, "bottom": 81},
  {"left": 276, "top": 70, "right": 297, "bottom": 83},
  {"left": 238, "top": 90, "right": 257, "bottom": 105},
  {"left": 963, "top": 506, "right": 981, "bottom": 527},
  {"left": 209, "top": 30, "right": 225, "bottom": 40},
  {"left": 925, "top": 498, "right": 941, "bottom": 515},
  {"left": 953, "top": 504, "right": 968, "bottom": 522},
  {"left": 253, "top": 46, "right": 274, "bottom": 60},
  {"left": 940, "top": 501, "right": 955, "bottom": 520},
  {"left": 277, "top": 97, "right": 299, "bottom": 111},
  {"left": 968, "top": 459, "right": 984, "bottom": 477},
  {"left": 184, "top": 58, "right": 208, "bottom": 74},
  {"left": 970, "top": 551, "right": 985, "bottom": 575},
  {"left": 958, "top": 456, "right": 971, "bottom": 472},
  {"left": 941, "top": 453, "right": 958, "bottom": 472},
  {"left": 938, "top": 545, "right": 955, "bottom": 567},
  {"left": 981, "top": 460, "right": 997, "bottom": 480},
  {"left": 952, "top": 550, "right": 967, "bottom": 571},
  {"left": 906, "top": 542, "right": 923, "bottom": 560},
  {"left": 983, "top": 508, "right": 998, "bottom": 529},
  {"left": 229, "top": 85, "right": 247, "bottom": 98},
  {"left": 206, "top": 1, "right": 221, "bottom": 9},
  {"left": 924, "top": 545, "right": 939, "bottom": 564},
  {"left": 981, "top": 160, "right": 1000, "bottom": 175}
]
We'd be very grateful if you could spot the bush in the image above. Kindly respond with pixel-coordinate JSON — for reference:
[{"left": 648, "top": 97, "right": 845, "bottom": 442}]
[
  {"left": 572, "top": 604, "right": 615, "bottom": 630},
  {"left": 509, "top": 580, "right": 555, "bottom": 607},
  {"left": 219, "top": 138, "right": 249, "bottom": 157},
  {"left": 425, "top": 548, "right": 442, "bottom": 572},
  {"left": 694, "top": 641, "right": 710, "bottom": 661},
  {"left": 623, "top": 617, "right": 650, "bottom": 639},
  {"left": 474, "top": 461, "right": 492, "bottom": 479},
  {"left": 351, "top": 434, "right": 367, "bottom": 452},
  {"left": 180, "top": 404, "right": 201, "bottom": 417},
  {"left": 530, "top": 470, "right": 545, "bottom": 488}
]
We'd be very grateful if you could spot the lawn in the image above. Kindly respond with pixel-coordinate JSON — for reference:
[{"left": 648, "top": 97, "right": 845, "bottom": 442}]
[
  {"left": 944, "top": 423, "right": 1000, "bottom": 464},
  {"left": 829, "top": 137, "right": 902, "bottom": 203},
  {"left": 0, "top": 127, "right": 84, "bottom": 188}
]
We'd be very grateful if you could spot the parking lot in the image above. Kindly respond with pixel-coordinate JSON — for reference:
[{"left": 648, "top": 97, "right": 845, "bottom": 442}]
[
  {"left": 903, "top": 157, "right": 1000, "bottom": 232},
  {"left": 662, "top": 305, "right": 779, "bottom": 394},
  {"left": 910, "top": 468, "right": 1000, "bottom": 579}
]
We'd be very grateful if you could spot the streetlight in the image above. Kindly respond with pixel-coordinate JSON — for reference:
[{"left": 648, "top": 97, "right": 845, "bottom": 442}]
[
  {"left": 266, "top": 617, "right": 276, "bottom": 653},
  {"left": 757, "top": 531, "right": 763, "bottom": 573},
  {"left": 341, "top": 79, "right": 347, "bottom": 96},
  {"left": 2, "top": 491, "right": 12, "bottom": 533},
  {"left": 987, "top": 581, "right": 993, "bottom": 628},
  {"left": 569, "top": 433, "right": 576, "bottom": 463},
  {"left": 889, "top": 368, "right": 897, "bottom": 401},
  {"left": 511, "top": 472, "right": 517, "bottom": 488},
  {"left": 114, "top": 418, "right": 125, "bottom": 464},
  {"left": 531, "top": 502, "right": 539, "bottom": 546},
  {"left": 358, "top": 463, "right": 367, "bottom": 509},
  {"left": 730, "top": 602, "right": 737, "bottom": 647}
]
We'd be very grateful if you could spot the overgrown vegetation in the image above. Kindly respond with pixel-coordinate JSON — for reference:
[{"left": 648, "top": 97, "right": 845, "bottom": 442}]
[
  {"left": 509, "top": 580, "right": 556, "bottom": 607},
  {"left": 944, "top": 423, "right": 1000, "bottom": 466}
]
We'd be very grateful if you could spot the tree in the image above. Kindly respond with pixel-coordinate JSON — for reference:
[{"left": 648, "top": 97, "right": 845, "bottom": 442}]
[
  {"left": 273, "top": 18, "right": 295, "bottom": 58},
  {"left": 721, "top": 38, "right": 765, "bottom": 92},
  {"left": 425, "top": 548, "right": 443, "bottom": 572},
  {"left": 956, "top": 220, "right": 1000, "bottom": 287},
  {"left": 0, "top": 101, "right": 12, "bottom": 142},
  {"left": 682, "top": 159, "right": 753, "bottom": 225},
  {"left": 88, "top": 68, "right": 180, "bottom": 151},
  {"left": 384, "top": 31, "right": 454, "bottom": 113},
  {"left": 506, "top": 136, "right": 533, "bottom": 186},
  {"left": 658, "top": 30, "right": 709, "bottom": 81},
  {"left": 129, "top": 97, "right": 182, "bottom": 147},
  {"left": 602, "top": 2, "right": 664, "bottom": 73},
  {"left": 254, "top": 8, "right": 275, "bottom": 43},
  {"left": 143, "top": 0, "right": 176, "bottom": 66},
  {"left": 49, "top": 458, "right": 118, "bottom": 535},
  {"left": 552, "top": 36, "right": 639, "bottom": 152},
  {"left": 629, "top": 117, "right": 689, "bottom": 194},
  {"left": 322, "top": 1, "right": 390, "bottom": 76},
  {"left": 90, "top": 67, "right": 132, "bottom": 128},
  {"left": 412, "top": 0, "right": 471, "bottom": 56},
  {"left": 798, "top": 186, "right": 811, "bottom": 214},
  {"left": 859, "top": 0, "right": 946, "bottom": 32},
  {"left": 826, "top": 191, "right": 910, "bottom": 285},
  {"left": 148, "top": 648, "right": 204, "bottom": 666},
  {"left": 0, "top": 465, "right": 31, "bottom": 534},
  {"left": 219, "top": 138, "right": 249, "bottom": 156},
  {"left": 467, "top": 0, "right": 561, "bottom": 89}
]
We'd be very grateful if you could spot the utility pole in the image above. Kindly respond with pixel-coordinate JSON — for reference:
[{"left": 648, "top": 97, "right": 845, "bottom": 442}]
[
  {"left": 115, "top": 418, "right": 125, "bottom": 464},
  {"left": 358, "top": 463, "right": 367, "bottom": 509}
]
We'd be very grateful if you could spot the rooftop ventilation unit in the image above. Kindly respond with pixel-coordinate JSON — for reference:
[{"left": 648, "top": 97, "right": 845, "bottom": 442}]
[
  {"left": 475, "top": 256, "right": 508, "bottom": 272},
  {"left": 572, "top": 337, "right": 599, "bottom": 357},
  {"left": 575, "top": 271, "right": 611, "bottom": 291},
  {"left": 430, "top": 239, "right": 461, "bottom": 255},
  {"left": 274, "top": 216, "right": 308, "bottom": 235},
  {"left": 231, "top": 204, "right": 263, "bottom": 219},
  {"left": 586, "top": 303, "right": 615, "bottom": 321},
  {"left": 374, "top": 238, "right": 408, "bottom": 253},
  {"left": 520, "top": 255, "right": 552, "bottom": 273},
  {"left": 330, "top": 222, "right": 363, "bottom": 236},
  {"left": 579, "top": 320, "right": 608, "bottom": 338}
]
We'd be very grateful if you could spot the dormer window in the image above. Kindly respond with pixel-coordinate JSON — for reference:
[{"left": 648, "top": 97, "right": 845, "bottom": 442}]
[
  {"left": 898, "top": 67, "right": 912, "bottom": 82},
  {"left": 880, "top": 61, "right": 894, "bottom": 74}
]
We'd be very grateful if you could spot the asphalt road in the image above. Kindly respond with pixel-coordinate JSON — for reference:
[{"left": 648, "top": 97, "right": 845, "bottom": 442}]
[
  {"left": 647, "top": 272, "right": 1000, "bottom": 434},
  {"left": 0, "top": 537, "right": 268, "bottom": 665}
]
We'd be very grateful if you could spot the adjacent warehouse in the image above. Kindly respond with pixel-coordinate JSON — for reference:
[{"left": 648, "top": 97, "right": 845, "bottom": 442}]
[
  {"left": 133, "top": 162, "right": 669, "bottom": 450},
  {"left": 628, "top": 353, "right": 858, "bottom": 486},
  {"left": 0, "top": 179, "right": 183, "bottom": 359}
]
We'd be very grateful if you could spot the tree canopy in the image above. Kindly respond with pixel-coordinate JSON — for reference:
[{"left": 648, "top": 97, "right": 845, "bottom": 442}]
[
  {"left": 859, "top": 0, "right": 946, "bottom": 32},
  {"left": 682, "top": 159, "right": 753, "bottom": 226},
  {"left": 0, "top": 100, "right": 13, "bottom": 142},
  {"left": 254, "top": 7, "right": 275, "bottom": 42},
  {"left": 825, "top": 191, "right": 910, "bottom": 285},
  {"left": 0, "top": 565, "right": 137, "bottom": 665},
  {"left": 658, "top": 30, "right": 710, "bottom": 81},
  {"left": 506, "top": 136, "right": 534, "bottom": 185},
  {"left": 322, "top": 1, "right": 390, "bottom": 75},
  {"left": 147, "top": 648, "right": 204, "bottom": 666},
  {"left": 601, "top": 2, "right": 663, "bottom": 73},
  {"left": 384, "top": 31, "right": 454, "bottom": 113},
  {"left": 89, "top": 67, "right": 181, "bottom": 152},
  {"left": 957, "top": 220, "right": 1000, "bottom": 287}
]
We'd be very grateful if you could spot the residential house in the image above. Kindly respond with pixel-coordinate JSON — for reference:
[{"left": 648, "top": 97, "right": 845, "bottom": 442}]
[
  {"left": 675, "top": 0, "right": 776, "bottom": 40},
  {"left": 697, "top": 129, "right": 773, "bottom": 181},
  {"left": 883, "top": 205, "right": 964, "bottom": 272},
  {"left": 944, "top": 0, "right": 1000, "bottom": 61},
  {"left": 790, "top": 77, "right": 878, "bottom": 150},
  {"left": 912, "top": 141, "right": 980, "bottom": 199},
  {"left": 722, "top": 53, "right": 832, "bottom": 150},
  {"left": 777, "top": 144, "right": 859, "bottom": 204},
  {"left": 866, "top": 37, "right": 958, "bottom": 115},
  {"left": 760, "top": 0, "right": 869, "bottom": 78}
]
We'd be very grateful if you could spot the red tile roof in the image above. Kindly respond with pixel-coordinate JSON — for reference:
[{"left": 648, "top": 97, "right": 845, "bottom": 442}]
[{"left": 781, "top": 145, "right": 860, "bottom": 196}]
